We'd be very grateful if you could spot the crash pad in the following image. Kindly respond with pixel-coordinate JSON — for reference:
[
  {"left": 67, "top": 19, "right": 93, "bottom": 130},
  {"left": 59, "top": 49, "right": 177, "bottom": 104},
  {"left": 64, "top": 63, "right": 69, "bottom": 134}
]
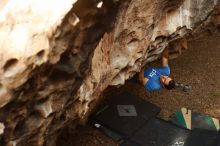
[
  {"left": 130, "top": 118, "right": 190, "bottom": 146},
  {"left": 169, "top": 107, "right": 219, "bottom": 131},
  {"left": 90, "top": 91, "right": 160, "bottom": 138}
]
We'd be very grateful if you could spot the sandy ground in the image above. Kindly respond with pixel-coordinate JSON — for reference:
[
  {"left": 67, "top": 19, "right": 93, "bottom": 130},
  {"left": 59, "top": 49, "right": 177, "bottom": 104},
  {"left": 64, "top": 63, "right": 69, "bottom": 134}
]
[{"left": 59, "top": 32, "right": 220, "bottom": 146}]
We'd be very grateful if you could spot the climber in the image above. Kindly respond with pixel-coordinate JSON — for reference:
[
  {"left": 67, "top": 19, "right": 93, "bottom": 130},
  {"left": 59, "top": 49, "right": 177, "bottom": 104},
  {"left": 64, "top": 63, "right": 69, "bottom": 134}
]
[{"left": 139, "top": 47, "right": 175, "bottom": 92}]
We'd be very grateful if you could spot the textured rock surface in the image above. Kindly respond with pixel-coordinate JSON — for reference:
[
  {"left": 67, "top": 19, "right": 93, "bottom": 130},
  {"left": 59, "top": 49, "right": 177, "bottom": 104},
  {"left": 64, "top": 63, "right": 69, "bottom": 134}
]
[
  {"left": 75, "top": 0, "right": 220, "bottom": 119},
  {"left": 0, "top": 0, "right": 220, "bottom": 145},
  {"left": 0, "top": 0, "right": 78, "bottom": 106}
]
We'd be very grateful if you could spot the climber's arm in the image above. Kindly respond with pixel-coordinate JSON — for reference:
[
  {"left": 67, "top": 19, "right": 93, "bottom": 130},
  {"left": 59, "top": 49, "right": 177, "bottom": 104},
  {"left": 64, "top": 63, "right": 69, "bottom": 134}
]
[
  {"left": 162, "top": 47, "right": 169, "bottom": 67},
  {"left": 139, "top": 67, "right": 148, "bottom": 85}
]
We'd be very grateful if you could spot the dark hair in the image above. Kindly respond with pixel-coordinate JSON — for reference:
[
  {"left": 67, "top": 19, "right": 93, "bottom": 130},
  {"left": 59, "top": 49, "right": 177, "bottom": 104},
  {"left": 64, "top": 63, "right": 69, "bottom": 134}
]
[{"left": 164, "top": 80, "right": 175, "bottom": 90}]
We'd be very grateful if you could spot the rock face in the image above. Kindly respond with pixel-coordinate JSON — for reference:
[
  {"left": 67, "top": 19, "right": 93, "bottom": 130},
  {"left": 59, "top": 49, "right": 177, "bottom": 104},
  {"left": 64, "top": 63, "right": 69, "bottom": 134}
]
[{"left": 0, "top": 0, "right": 220, "bottom": 145}]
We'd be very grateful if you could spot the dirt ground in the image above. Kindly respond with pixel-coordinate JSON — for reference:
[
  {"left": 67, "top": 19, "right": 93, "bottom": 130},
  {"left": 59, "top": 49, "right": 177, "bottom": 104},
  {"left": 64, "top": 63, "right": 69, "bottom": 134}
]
[{"left": 60, "top": 32, "right": 220, "bottom": 146}]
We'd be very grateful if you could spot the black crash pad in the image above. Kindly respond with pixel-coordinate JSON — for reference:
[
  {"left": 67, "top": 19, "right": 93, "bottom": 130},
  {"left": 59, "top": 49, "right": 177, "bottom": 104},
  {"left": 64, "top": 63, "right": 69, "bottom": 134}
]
[
  {"left": 184, "top": 129, "right": 219, "bottom": 146},
  {"left": 218, "top": 132, "right": 220, "bottom": 146},
  {"left": 130, "top": 118, "right": 219, "bottom": 146},
  {"left": 130, "top": 118, "right": 191, "bottom": 146},
  {"left": 120, "top": 141, "right": 140, "bottom": 146},
  {"left": 91, "top": 91, "right": 160, "bottom": 138}
]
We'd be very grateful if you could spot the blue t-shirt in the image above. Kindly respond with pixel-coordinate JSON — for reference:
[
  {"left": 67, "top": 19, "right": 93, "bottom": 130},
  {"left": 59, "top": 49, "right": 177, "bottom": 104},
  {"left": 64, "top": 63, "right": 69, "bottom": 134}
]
[{"left": 144, "top": 65, "right": 170, "bottom": 92}]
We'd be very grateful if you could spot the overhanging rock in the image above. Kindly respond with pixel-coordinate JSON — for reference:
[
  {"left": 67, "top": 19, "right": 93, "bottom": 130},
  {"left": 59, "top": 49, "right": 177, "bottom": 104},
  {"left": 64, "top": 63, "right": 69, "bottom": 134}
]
[{"left": 0, "top": 0, "right": 220, "bottom": 145}]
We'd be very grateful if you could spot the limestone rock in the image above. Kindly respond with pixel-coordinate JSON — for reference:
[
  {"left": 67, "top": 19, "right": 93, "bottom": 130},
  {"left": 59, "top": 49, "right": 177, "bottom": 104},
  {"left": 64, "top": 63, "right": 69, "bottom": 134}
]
[
  {"left": 0, "top": 0, "right": 219, "bottom": 145},
  {"left": 0, "top": 122, "right": 4, "bottom": 135},
  {"left": 0, "top": 0, "right": 77, "bottom": 106},
  {"left": 74, "top": 0, "right": 220, "bottom": 119}
]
